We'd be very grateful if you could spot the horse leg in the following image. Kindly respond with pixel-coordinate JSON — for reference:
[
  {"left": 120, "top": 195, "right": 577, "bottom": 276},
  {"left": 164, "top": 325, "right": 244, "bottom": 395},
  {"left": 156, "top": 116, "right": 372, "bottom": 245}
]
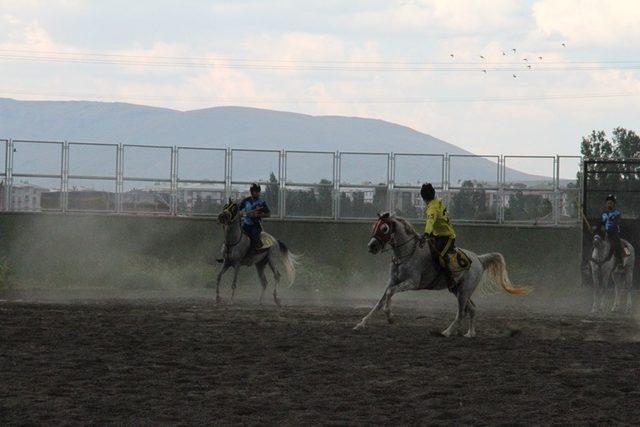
[
  {"left": 625, "top": 268, "right": 634, "bottom": 314},
  {"left": 256, "top": 260, "right": 268, "bottom": 305},
  {"left": 612, "top": 274, "right": 621, "bottom": 313},
  {"left": 590, "top": 266, "right": 599, "bottom": 313},
  {"left": 382, "top": 287, "right": 396, "bottom": 324},
  {"left": 442, "top": 292, "right": 467, "bottom": 337},
  {"left": 464, "top": 299, "right": 477, "bottom": 338},
  {"left": 230, "top": 266, "right": 240, "bottom": 304},
  {"left": 215, "top": 264, "right": 229, "bottom": 304},
  {"left": 266, "top": 256, "right": 282, "bottom": 307},
  {"left": 354, "top": 285, "right": 392, "bottom": 330}
]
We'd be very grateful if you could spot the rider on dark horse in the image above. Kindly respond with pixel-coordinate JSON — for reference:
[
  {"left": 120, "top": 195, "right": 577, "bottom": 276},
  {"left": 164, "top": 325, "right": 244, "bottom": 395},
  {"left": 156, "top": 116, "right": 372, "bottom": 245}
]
[
  {"left": 239, "top": 183, "right": 271, "bottom": 251},
  {"left": 420, "top": 183, "right": 457, "bottom": 291},
  {"left": 602, "top": 194, "right": 623, "bottom": 269}
]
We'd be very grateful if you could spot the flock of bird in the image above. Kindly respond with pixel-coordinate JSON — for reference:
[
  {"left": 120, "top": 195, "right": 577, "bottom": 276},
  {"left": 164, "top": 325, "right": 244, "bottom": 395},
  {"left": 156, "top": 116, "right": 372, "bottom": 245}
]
[{"left": 449, "top": 42, "right": 567, "bottom": 78}]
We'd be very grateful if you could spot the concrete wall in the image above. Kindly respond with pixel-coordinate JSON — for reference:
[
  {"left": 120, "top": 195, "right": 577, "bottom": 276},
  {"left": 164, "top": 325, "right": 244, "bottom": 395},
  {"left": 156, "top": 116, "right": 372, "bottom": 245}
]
[{"left": 0, "top": 213, "right": 582, "bottom": 294}]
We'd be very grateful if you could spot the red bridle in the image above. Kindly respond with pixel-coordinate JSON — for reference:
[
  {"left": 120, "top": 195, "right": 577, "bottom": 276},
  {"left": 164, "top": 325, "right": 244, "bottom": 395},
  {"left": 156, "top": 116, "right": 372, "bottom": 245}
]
[{"left": 371, "top": 215, "right": 395, "bottom": 244}]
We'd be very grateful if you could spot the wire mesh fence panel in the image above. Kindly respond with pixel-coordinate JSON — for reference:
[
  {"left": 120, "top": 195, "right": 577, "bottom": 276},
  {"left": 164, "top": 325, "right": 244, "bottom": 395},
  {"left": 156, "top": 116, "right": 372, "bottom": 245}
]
[
  {"left": 12, "top": 177, "right": 63, "bottom": 211},
  {"left": 12, "top": 140, "right": 63, "bottom": 176},
  {"left": 11, "top": 141, "right": 64, "bottom": 211},
  {"left": 502, "top": 190, "right": 555, "bottom": 223},
  {"left": 390, "top": 189, "right": 424, "bottom": 220},
  {"left": 0, "top": 140, "right": 7, "bottom": 210},
  {"left": 122, "top": 180, "right": 172, "bottom": 213},
  {"left": 285, "top": 151, "right": 334, "bottom": 185},
  {"left": 67, "top": 178, "right": 117, "bottom": 211},
  {"left": 68, "top": 143, "right": 118, "bottom": 212},
  {"left": 122, "top": 145, "right": 172, "bottom": 213},
  {"left": 449, "top": 155, "right": 500, "bottom": 189},
  {"left": 339, "top": 186, "right": 388, "bottom": 219},
  {"left": 558, "top": 156, "right": 581, "bottom": 189},
  {"left": 68, "top": 143, "right": 118, "bottom": 178},
  {"left": 558, "top": 189, "right": 580, "bottom": 224},
  {"left": 177, "top": 147, "right": 226, "bottom": 182},
  {"left": 448, "top": 188, "right": 499, "bottom": 222},
  {"left": 339, "top": 153, "right": 388, "bottom": 186},
  {"left": 123, "top": 145, "right": 172, "bottom": 180},
  {"left": 231, "top": 149, "right": 280, "bottom": 184},
  {"left": 284, "top": 151, "right": 334, "bottom": 218},
  {"left": 285, "top": 185, "right": 333, "bottom": 218},
  {"left": 504, "top": 156, "right": 555, "bottom": 191},
  {"left": 176, "top": 183, "right": 226, "bottom": 216},
  {"left": 394, "top": 154, "right": 444, "bottom": 188}
]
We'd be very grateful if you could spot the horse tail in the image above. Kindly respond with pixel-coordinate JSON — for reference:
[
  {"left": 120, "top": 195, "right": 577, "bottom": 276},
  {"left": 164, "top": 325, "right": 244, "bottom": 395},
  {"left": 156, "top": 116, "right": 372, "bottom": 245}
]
[
  {"left": 277, "top": 240, "right": 300, "bottom": 287},
  {"left": 478, "top": 252, "right": 531, "bottom": 295}
]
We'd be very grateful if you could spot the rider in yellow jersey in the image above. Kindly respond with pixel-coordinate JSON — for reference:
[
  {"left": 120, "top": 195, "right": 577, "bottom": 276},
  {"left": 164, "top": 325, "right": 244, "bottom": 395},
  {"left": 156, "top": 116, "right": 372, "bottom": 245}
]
[{"left": 420, "top": 183, "right": 457, "bottom": 290}]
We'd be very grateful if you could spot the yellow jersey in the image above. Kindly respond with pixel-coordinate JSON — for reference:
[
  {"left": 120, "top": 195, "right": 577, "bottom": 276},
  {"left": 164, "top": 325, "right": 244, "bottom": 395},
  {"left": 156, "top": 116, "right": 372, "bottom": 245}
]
[{"left": 424, "top": 198, "right": 456, "bottom": 238}]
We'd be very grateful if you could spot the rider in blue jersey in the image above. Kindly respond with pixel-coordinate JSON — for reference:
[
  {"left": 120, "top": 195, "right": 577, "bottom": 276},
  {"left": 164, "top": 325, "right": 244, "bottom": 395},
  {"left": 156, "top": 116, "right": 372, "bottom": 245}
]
[
  {"left": 239, "top": 183, "right": 271, "bottom": 250},
  {"left": 601, "top": 194, "right": 623, "bottom": 268}
]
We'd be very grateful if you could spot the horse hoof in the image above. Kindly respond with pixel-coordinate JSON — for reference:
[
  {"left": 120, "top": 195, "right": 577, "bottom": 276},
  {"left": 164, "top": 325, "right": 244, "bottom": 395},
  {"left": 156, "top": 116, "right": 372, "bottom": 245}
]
[
  {"left": 353, "top": 323, "right": 365, "bottom": 331},
  {"left": 441, "top": 330, "right": 452, "bottom": 337},
  {"left": 463, "top": 331, "right": 476, "bottom": 338},
  {"left": 274, "top": 298, "right": 282, "bottom": 307},
  {"left": 386, "top": 317, "right": 395, "bottom": 325}
]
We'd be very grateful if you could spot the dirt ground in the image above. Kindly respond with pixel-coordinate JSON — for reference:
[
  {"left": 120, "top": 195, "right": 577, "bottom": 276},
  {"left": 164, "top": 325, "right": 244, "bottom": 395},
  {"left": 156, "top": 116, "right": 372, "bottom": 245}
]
[{"left": 1, "top": 296, "right": 640, "bottom": 425}]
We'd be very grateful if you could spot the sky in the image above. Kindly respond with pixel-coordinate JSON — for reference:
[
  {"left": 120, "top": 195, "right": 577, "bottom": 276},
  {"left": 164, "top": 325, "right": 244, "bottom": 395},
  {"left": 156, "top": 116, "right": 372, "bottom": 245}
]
[{"left": 1, "top": 0, "right": 639, "bottom": 161}]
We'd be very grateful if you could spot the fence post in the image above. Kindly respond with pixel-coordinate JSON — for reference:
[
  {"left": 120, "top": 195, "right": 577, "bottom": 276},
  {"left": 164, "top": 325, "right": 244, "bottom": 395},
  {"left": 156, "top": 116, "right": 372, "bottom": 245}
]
[
  {"left": 443, "top": 153, "right": 450, "bottom": 207},
  {"left": 498, "top": 155, "right": 504, "bottom": 224},
  {"left": 279, "top": 149, "right": 285, "bottom": 220},
  {"left": 116, "top": 144, "right": 123, "bottom": 214},
  {"left": 170, "top": 146, "right": 178, "bottom": 216},
  {"left": 554, "top": 155, "right": 560, "bottom": 225},
  {"left": 335, "top": 151, "right": 340, "bottom": 221},
  {"left": 62, "top": 141, "right": 69, "bottom": 213},
  {"left": 5, "top": 139, "right": 12, "bottom": 211},
  {"left": 388, "top": 152, "right": 394, "bottom": 213}
]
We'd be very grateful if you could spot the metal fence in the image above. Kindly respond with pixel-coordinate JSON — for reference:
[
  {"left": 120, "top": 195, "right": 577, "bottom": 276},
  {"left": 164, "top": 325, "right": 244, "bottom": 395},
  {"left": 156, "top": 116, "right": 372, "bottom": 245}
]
[{"left": 0, "top": 139, "right": 582, "bottom": 226}]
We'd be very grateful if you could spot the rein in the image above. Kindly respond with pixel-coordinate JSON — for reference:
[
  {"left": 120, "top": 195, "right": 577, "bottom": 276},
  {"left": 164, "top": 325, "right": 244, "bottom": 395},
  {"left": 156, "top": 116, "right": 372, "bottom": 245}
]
[
  {"left": 590, "top": 242, "right": 614, "bottom": 266},
  {"left": 383, "top": 235, "right": 418, "bottom": 265}
]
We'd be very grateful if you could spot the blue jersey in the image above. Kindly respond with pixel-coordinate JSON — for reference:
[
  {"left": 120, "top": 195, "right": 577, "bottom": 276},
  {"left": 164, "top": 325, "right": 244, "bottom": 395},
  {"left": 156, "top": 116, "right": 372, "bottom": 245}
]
[
  {"left": 238, "top": 197, "right": 270, "bottom": 226},
  {"left": 602, "top": 208, "right": 621, "bottom": 233}
]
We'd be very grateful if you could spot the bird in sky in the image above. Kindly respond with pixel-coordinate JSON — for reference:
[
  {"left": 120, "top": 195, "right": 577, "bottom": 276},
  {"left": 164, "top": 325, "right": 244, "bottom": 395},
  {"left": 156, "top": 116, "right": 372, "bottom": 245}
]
[
  {"left": 450, "top": 53, "right": 454, "bottom": 58},
  {"left": 538, "top": 56, "right": 543, "bottom": 60},
  {"left": 480, "top": 55, "right": 485, "bottom": 59},
  {"left": 512, "top": 48, "right": 517, "bottom": 53},
  {"left": 523, "top": 58, "right": 528, "bottom": 61},
  {"left": 527, "top": 65, "right": 532, "bottom": 69},
  {"left": 513, "top": 74, "right": 517, "bottom": 78},
  {"left": 502, "top": 51, "right": 506, "bottom": 56},
  {"left": 562, "top": 42, "right": 566, "bottom": 47},
  {"left": 482, "top": 69, "right": 487, "bottom": 73}
]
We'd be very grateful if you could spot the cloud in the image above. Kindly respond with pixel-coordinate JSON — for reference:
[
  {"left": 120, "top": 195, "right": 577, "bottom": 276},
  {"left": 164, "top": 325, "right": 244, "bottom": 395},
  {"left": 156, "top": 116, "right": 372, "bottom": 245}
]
[{"left": 533, "top": 0, "right": 640, "bottom": 46}]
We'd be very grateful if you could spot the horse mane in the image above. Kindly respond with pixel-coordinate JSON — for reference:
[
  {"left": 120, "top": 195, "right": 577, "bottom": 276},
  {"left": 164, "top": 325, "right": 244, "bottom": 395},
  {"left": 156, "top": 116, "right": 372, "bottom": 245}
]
[{"left": 392, "top": 215, "right": 421, "bottom": 239}]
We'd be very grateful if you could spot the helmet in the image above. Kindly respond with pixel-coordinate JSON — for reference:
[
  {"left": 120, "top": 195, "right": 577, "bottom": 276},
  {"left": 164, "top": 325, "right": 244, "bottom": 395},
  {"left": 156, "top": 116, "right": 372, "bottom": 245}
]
[
  {"left": 605, "top": 194, "right": 616, "bottom": 203},
  {"left": 250, "top": 183, "right": 261, "bottom": 193},
  {"left": 420, "top": 183, "right": 435, "bottom": 201}
]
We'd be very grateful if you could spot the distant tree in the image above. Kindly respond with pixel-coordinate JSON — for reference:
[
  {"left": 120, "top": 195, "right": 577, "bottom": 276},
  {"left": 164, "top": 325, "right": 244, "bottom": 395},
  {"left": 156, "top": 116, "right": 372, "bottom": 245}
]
[
  {"left": 263, "top": 172, "right": 279, "bottom": 214},
  {"left": 581, "top": 127, "right": 640, "bottom": 217}
]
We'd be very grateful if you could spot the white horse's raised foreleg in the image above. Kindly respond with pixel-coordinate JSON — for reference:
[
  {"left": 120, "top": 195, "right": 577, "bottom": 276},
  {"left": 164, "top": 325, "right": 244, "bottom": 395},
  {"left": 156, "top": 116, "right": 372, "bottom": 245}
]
[
  {"left": 215, "top": 264, "right": 230, "bottom": 304},
  {"left": 353, "top": 285, "right": 392, "bottom": 330},
  {"left": 230, "top": 266, "right": 240, "bottom": 303}
]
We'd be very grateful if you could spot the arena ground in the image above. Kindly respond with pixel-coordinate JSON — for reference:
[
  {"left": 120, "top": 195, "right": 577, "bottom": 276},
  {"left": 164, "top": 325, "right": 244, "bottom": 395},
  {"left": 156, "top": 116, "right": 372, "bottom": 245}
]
[{"left": 1, "top": 295, "right": 640, "bottom": 424}]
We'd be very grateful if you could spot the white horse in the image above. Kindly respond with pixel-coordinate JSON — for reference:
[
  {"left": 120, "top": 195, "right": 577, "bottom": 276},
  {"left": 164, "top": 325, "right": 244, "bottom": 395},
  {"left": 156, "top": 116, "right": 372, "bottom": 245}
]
[
  {"left": 213, "top": 199, "right": 298, "bottom": 305},
  {"left": 354, "top": 213, "right": 530, "bottom": 337},
  {"left": 589, "top": 233, "right": 635, "bottom": 313}
]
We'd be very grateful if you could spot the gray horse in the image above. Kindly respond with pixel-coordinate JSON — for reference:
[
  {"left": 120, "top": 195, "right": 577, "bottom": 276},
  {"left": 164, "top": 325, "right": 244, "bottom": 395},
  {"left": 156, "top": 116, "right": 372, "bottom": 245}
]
[
  {"left": 214, "top": 199, "right": 298, "bottom": 305},
  {"left": 589, "top": 233, "right": 635, "bottom": 313},
  {"left": 354, "top": 213, "right": 530, "bottom": 337}
]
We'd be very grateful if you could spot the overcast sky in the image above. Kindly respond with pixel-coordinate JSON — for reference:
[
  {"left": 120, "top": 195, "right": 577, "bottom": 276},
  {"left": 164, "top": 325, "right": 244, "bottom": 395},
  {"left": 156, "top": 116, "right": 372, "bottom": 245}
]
[{"left": 1, "top": 0, "right": 639, "bottom": 159}]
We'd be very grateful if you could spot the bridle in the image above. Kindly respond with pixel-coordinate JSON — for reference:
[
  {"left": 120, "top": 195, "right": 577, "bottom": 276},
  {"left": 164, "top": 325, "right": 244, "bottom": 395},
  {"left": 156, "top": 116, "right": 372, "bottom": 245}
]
[
  {"left": 371, "top": 215, "right": 418, "bottom": 264},
  {"left": 218, "top": 201, "right": 243, "bottom": 248}
]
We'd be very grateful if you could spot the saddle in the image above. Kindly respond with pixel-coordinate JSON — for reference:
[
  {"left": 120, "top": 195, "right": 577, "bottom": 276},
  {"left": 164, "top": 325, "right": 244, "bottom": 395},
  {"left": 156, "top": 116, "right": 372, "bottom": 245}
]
[
  {"left": 427, "top": 239, "right": 472, "bottom": 274},
  {"left": 258, "top": 232, "right": 276, "bottom": 249}
]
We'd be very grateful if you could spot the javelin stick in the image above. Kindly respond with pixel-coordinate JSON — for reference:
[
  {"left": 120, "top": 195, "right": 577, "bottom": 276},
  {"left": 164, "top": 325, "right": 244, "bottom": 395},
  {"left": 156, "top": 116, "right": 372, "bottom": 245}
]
[{"left": 581, "top": 209, "right": 594, "bottom": 235}]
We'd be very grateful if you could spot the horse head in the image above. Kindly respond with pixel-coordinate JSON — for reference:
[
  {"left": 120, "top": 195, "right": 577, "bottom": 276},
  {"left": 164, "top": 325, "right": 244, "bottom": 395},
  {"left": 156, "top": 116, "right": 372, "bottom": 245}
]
[
  {"left": 218, "top": 198, "right": 240, "bottom": 225},
  {"left": 593, "top": 233, "right": 603, "bottom": 249},
  {"left": 368, "top": 212, "right": 395, "bottom": 254}
]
